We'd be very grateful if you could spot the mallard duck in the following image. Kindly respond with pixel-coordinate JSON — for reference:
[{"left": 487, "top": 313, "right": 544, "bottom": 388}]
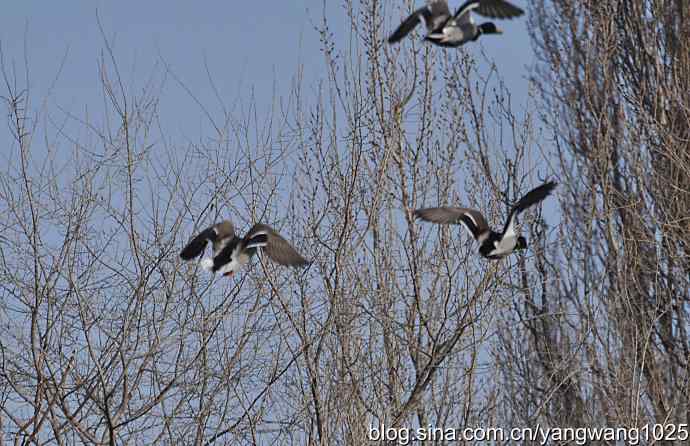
[
  {"left": 424, "top": 0, "right": 524, "bottom": 47},
  {"left": 415, "top": 181, "right": 556, "bottom": 259},
  {"left": 180, "top": 220, "right": 309, "bottom": 277}
]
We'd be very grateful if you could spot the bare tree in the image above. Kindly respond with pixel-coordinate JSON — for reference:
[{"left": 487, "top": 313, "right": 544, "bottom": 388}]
[
  {"left": 6, "top": 0, "right": 684, "bottom": 445},
  {"left": 0, "top": 31, "right": 308, "bottom": 444},
  {"left": 492, "top": 0, "right": 689, "bottom": 439}
]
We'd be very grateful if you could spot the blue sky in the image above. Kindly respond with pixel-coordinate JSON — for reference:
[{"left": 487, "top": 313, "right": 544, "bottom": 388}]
[{"left": 1, "top": 1, "right": 534, "bottom": 143}]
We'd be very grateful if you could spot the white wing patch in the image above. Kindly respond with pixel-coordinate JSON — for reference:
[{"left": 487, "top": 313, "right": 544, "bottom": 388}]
[
  {"left": 464, "top": 2, "right": 480, "bottom": 13},
  {"left": 245, "top": 240, "right": 268, "bottom": 250},
  {"left": 200, "top": 258, "right": 214, "bottom": 271},
  {"left": 464, "top": 212, "right": 478, "bottom": 227},
  {"left": 458, "top": 220, "right": 478, "bottom": 239},
  {"left": 245, "top": 230, "right": 269, "bottom": 250}
]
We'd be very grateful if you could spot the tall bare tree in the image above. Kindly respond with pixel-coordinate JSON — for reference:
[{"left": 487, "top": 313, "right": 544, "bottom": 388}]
[
  {"left": 492, "top": 0, "right": 689, "bottom": 437},
  {"left": 4, "top": 0, "right": 685, "bottom": 445}
]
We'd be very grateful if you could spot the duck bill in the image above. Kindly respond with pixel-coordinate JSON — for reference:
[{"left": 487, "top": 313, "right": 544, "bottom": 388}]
[
  {"left": 495, "top": 28, "right": 504, "bottom": 34},
  {"left": 223, "top": 270, "right": 234, "bottom": 278}
]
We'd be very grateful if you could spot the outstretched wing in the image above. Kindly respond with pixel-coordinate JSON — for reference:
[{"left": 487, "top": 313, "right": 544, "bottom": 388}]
[
  {"left": 389, "top": 1, "right": 451, "bottom": 43},
  {"left": 180, "top": 226, "right": 216, "bottom": 260},
  {"left": 501, "top": 181, "right": 557, "bottom": 237},
  {"left": 453, "top": 0, "right": 524, "bottom": 23},
  {"left": 414, "top": 207, "right": 489, "bottom": 240},
  {"left": 474, "top": 0, "right": 524, "bottom": 19},
  {"left": 180, "top": 221, "right": 236, "bottom": 260},
  {"left": 244, "top": 224, "right": 310, "bottom": 267}
]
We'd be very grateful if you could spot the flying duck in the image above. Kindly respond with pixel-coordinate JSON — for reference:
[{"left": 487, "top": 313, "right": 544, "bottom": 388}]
[
  {"left": 424, "top": 0, "right": 524, "bottom": 47},
  {"left": 388, "top": 0, "right": 453, "bottom": 44},
  {"left": 415, "top": 181, "right": 556, "bottom": 259},
  {"left": 180, "top": 220, "right": 309, "bottom": 277}
]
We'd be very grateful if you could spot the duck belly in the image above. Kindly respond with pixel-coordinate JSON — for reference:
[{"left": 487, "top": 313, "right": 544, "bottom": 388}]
[
  {"left": 486, "top": 235, "right": 517, "bottom": 258},
  {"left": 217, "top": 247, "right": 251, "bottom": 275}
]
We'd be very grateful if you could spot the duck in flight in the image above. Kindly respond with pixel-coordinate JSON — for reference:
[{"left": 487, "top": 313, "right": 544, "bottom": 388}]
[
  {"left": 180, "top": 220, "right": 309, "bottom": 277},
  {"left": 415, "top": 181, "right": 557, "bottom": 259},
  {"left": 388, "top": 0, "right": 524, "bottom": 47}
]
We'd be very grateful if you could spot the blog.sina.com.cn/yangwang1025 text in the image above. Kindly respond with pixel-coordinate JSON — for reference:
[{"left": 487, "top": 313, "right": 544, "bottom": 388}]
[{"left": 368, "top": 423, "right": 690, "bottom": 445}]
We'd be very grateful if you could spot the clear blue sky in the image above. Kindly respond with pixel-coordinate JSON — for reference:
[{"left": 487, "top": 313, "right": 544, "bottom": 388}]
[{"left": 1, "top": 1, "right": 533, "bottom": 143}]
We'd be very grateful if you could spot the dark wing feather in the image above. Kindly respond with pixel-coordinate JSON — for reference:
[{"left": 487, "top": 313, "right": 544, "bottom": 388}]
[
  {"left": 414, "top": 207, "right": 489, "bottom": 240},
  {"left": 474, "top": 0, "right": 524, "bottom": 19},
  {"left": 501, "top": 181, "right": 557, "bottom": 235},
  {"left": 388, "top": 7, "right": 427, "bottom": 43},
  {"left": 245, "top": 224, "right": 309, "bottom": 267},
  {"left": 180, "top": 226, "right": 217, "bottom": 260},
  {"left": 426, "top": 0, "right": 452, "bottom": 29},
  {"left": 389, "top": 1, "right": 451, "bottom": 43}
]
